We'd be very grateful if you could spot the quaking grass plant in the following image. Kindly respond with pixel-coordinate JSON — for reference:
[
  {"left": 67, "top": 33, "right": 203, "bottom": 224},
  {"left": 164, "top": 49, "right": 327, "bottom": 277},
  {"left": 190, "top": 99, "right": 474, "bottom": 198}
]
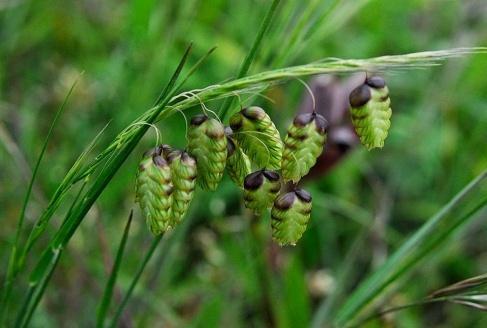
[{"left": 1, "top": 0, "right": 487, "bottom": 326}]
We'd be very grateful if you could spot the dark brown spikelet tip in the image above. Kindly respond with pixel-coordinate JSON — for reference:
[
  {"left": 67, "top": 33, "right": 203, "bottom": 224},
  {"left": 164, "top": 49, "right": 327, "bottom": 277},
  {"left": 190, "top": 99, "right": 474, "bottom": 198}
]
[
  {"left": 242, "top": 106, "right": 266, "bottom": 121},
  {"left": 262, "top": 170, "right": 280, "bottom": 182},
  {"left": 244, "top": 171, "right": 264, "bottom": 190},
  {"left": 153, "top": 155, "right": 168, "bottom": 167},
  {"left": 366, "top": 76, "right": 386, "bottom": 89},
  {"left": 314, "top": 113, "right": 328, "bottom": 134},
  {"left": 191, "top": 114, "right": 208, "bottom": 126},
  {"left": 143, "top": 147, "right": 160, "bottom": 158},
  {"left": 160, "top": 144, "right": 173, "bottom": 158},
  {"left": 226, "top": 137, "right": 236, "bottom": 156},
  {"left": 166, "top": 149, "right": 182, "bottom": 163},
  {"left": 293, "top": 113, "right": 315, "bottom": 127},
  {"left": 274, "top": 192, "right": 296, "bottom": 210},
  {"left": 181, "top": 151, "right": 196, "bottom": 166},
  {"left": 224, "top": 126, "right": 233, "bottom": 137},
  {"left": 206, "top": 125, "right": 225, "bottom": 139},
  {"left": 349, "top": 84, "right": 371, "bottom": 107},
  {"left": 295, "top": 189, "right": 312, "bottom": 203}
]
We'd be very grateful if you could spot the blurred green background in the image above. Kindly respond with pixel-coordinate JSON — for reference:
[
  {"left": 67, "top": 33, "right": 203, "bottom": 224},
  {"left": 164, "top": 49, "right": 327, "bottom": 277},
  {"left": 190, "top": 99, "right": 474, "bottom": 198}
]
[{"left": 1, "top": 0, "right": 486, "bottom": 327}]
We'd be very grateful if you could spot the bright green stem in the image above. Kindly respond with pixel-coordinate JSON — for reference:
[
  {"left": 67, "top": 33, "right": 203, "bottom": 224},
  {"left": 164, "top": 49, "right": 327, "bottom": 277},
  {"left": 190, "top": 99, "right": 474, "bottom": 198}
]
[
  {"left": 335, "top": 170, "right": 487, "bottom": 327},
  {"left": 109, "top": 235, "right": 163, "bottom": 328},
  {"left": 97, "top": 211, "right": 134, "bottom": 328}
]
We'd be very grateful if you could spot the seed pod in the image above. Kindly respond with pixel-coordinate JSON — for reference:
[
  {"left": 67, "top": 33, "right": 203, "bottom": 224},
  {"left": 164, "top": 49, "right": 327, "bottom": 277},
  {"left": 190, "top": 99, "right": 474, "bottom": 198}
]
[
  {"left": 229, "top": 107, "right": 283, "bottom": 170},
  {"left": 349, "top": 76, "right": 392, "bottom": 150},
  {"left": 243, "top": 169, "right": 281, "bottom": 214},
  {"left": 167, "top": 150, "right": 197, "bottom": 225},
  {"left": 136, "top": 151, "right": 174, "bottom": 235},
  {"left": 281, "top": 112, "right": 328, "bottom": 182},
  {"left": 188, "top": 114, "right": 227, "bottom": 191},
  {"left": 271, "top": 189, "right": 312, "bottom": 246},
  {"left": 225, "top": 128, "right": 252, "bottom": 187}
]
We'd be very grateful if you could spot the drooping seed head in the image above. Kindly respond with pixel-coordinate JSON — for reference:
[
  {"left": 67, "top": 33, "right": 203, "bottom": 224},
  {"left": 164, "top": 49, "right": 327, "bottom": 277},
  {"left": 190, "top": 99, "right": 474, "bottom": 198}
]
[
  {"left": 282, "top": 112, "right": 327, "bottom": 182},
  {"left": 349, "top": 75, "right": 392, "bottom": 150}
]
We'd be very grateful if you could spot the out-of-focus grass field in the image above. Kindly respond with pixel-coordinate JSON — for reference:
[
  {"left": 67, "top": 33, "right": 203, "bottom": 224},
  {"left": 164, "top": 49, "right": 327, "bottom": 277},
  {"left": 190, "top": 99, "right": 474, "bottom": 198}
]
[{"left": 1, "top": 0, "right": 487, "bottom": 327}]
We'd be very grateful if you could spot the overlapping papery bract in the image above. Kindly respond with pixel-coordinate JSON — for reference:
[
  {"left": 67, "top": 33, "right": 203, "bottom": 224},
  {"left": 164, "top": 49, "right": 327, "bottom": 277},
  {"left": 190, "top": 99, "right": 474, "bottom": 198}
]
[
  {"left": 282, "top": 112, "right": 327, "bottom": 182},
  {"left": 136, "top": 148, "right": 174, "bottom": 234},
  {"left": 229, "top": 107, "right": 283, "bottom": 170},
  {"left": 188, "top": 114, "right": 227, "bottom": 191},
  {"left": 271, "top": 189, "right": 312, "bottom": 246},
  {"left": 167, "top": 150, "right": 197, "bottom": 225},
  {"left": 225, "top": 130, "right": 252, "bottom": 187},
  {"left": 349, "top": 76, "right": 392, "bottom": 150}
]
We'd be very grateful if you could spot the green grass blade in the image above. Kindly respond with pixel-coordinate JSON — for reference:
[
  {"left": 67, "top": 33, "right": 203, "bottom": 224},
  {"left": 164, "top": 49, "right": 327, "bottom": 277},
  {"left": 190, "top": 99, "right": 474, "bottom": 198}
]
[
  {"left": 15, "top": 247, "right": 63, "bottom": 328},
  {"left": 18, "top": 122, "right": 110, "bottom": 271},
  {"left": 334, "top": 170, "right": 487, "bottom": 327},
  {"left": 219, "top": 0, "right": 281, "bottom": 121},
  {"left": 109, "top": 234, "right": 163, "bottom": 328},
  {"left": 173, "top": 46, "right": 217, "bottom": 94},
  {"left": 97, "top": 210, "right": 134, "bottom": 328},
  {"left": 0, "top": 77, "right": 79, "bottom": 324},
  {"left": 15, "top": 44, "right": 193, "bottom": 327}
]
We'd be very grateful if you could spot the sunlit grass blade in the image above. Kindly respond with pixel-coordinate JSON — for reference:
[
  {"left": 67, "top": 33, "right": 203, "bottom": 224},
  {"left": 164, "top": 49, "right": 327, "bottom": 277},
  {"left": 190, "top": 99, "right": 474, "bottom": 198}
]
[
  {"left": 0, "top": 77, "right": 79, "bottom": 324},
  {"left": 97, "top": 210, "right": 134, "bottom": 328},
  {"left": 219, "top": 0, "right": 281, "bottom": 121},
  {"left": 334, "top": 170, "right": 487, "bottom": 327},
  {"left": 14, "top": 44, "right": 193, "bottom": 327},
  {"left": 109, "top": 234, "right": 164, "bottom": 328}
]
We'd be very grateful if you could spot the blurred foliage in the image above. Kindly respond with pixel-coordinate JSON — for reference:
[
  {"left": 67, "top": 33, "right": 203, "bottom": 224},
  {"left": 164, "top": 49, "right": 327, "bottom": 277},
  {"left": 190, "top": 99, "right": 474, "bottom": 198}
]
[{"left": 1, "top": 0, "right": 486, "bottom": 327}]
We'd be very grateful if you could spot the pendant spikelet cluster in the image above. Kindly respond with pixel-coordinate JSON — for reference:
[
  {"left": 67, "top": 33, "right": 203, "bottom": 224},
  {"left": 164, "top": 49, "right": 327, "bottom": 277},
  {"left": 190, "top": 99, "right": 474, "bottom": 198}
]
[{"left": 135, "top": 75, "right": 393, "bottom": 245}]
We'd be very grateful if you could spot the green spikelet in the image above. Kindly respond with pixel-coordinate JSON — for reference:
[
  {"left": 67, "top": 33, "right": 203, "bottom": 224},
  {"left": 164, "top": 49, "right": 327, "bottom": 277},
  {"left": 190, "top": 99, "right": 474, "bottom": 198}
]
[
  {"left": 188, "top": 114, "right": 227, "bottom": 191},
  {"left": 243, "top": 169, "right": 281, "bottom": 214},
  {"left": 229, "top": 107, "right": 283, "bottom": 170},
  {"left": 282, "top": 112, "right": 328, "bottom": 182},
  {"left": 349, "top": 76, "right": 392, "bottom": 150},
  {"left": 271, "top": 189, "right": 312, "bottom": 246},
  {"left": 167, "top": 150, "right": 197, "bottom": 225},
  {"left": 225, "top": 127, "right": 252, "bottom": 187},
  {"left": 136, "top": 149, "right": 174, "bottom": 235}
]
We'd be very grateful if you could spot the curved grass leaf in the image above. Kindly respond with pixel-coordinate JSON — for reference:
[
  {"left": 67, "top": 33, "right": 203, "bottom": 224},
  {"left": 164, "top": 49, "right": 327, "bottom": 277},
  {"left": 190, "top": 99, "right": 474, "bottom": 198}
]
[{"left": 334, "top": 170, "right": 487, "bottom": 327}]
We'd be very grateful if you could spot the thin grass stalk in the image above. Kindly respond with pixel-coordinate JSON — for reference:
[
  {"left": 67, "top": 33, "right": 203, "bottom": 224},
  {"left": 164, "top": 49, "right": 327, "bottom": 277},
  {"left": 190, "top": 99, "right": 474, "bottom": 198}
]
[
  {"left": 96, "top": 211, "right": 134, "bottom": 328},
  {"left": 14, "top": 44, "right": 193, "bottom": 326},
  {"left": 109, "top": 234, "right": 164, "bottom": 328},
  {"left": 335, "top": 170, "right": 487, "bottom": 327},
  {"left": 219, "top": 0, "right": 281, "bottom": 121},
  {"left": 0, "top": 78, "right": 78, "bottom": 323}
]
